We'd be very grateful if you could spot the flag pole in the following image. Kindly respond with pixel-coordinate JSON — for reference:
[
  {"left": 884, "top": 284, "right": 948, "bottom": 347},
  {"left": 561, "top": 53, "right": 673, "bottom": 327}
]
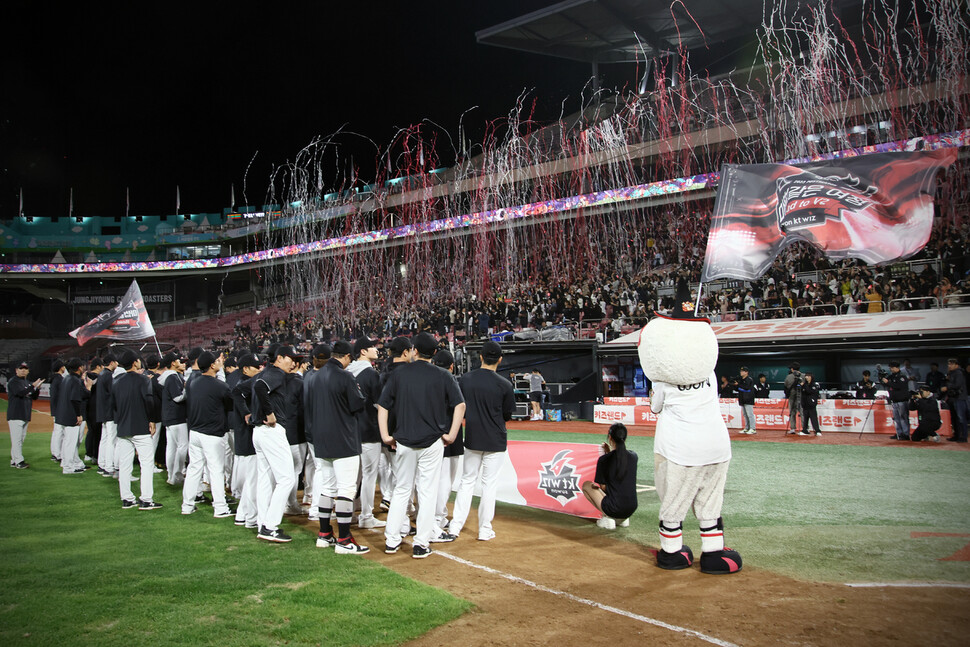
[
  {"left": 694, "top": 282, "right": 704, "bottom": 317},
  {"left": 152, "top": 335, "right": 162, "bottom": 356}
]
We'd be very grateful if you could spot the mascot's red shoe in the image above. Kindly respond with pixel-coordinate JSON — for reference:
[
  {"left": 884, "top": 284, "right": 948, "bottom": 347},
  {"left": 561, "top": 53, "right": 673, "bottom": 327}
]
[
  {"left": 700, "top": 548, "right": 743, "bottom": 574},
  {"left": 657, "top": 545, "right": 694, "bottom": 570}
]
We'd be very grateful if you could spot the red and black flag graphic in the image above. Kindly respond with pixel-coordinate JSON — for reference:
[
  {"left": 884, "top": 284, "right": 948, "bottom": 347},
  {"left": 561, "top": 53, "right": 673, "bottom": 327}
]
[
  {"left": 700, "top": 149, "right": 958, "bottom": 282},
  {"left": 69, "top": 280, "right": 156, "bottom": 346}
]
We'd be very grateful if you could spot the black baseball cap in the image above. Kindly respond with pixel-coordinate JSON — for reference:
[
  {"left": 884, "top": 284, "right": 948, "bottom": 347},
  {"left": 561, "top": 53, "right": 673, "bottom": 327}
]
[
  {"left": 197, "top": 351, "right": 217, "bottom": 373},
  {"left": 353, "top": 337, "right": 377, "bottom": 356},
  {"left": 432, "top": 349, "right": 454, "bottom": 368},
  {"left": 238, "top": 353, "right": 263, "bottom": 369},
  {"left": 311, "top": 343, "right": 332, "bottom": 360},
  {"left": 413, "top": 332, "right": 438, "bottom": 357},
  {"left": 118, "top": 349, "right": 141, "bottom": 370},
  {"left": 275, "top": 345, "right": 304, "bottom": 362},
  {"left": 187, "top": 347, "right": 204, "bottom": 364},
  {"left": 888, "top": 360, "right": 900, "bottom": 368},
  {"left": 480, "top": 340, "right": 503, "bottom": 363},
  {"left": 388, "top": 336, "right": 413, "bottom": 356},
  {"left": 144, "top": 354, "right": 160, "bottom": 370},
  {"left": 160, "top": 351, "right": 182, "bottom": 368},
  {"left": 332, "top": 340, "right": 353, "bottom": 357},
  {"left": 17, "top": 361, "right": 28, "bottom": 369}
]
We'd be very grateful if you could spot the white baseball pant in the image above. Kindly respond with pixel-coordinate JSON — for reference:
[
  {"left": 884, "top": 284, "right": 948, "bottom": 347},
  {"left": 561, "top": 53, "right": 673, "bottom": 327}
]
[
  {"left": 384, "top": 439, "right": 443, "bottom": 550},
  {"left": 60, "top": 424, "right": 85, "bottom": 473},
  {"left": 358, "top": 442, "right": 382, "bottom": 523},
  {"left": 435, "top": 454, "right": 460, "bottom": 529},
  {"left": 165, "top": 422, "right": 188, "bottom": 485},
  {"left": 233, "top": 454, "right": 258, "bottom": 527},
  {"left": 117, "top": 435, "right": 155, "bottom": 503},
  {"left": 449, "top": 449, "right": 505, "bottom": 538},
  {"left": 8, "top": 420, "right": 28, "bottom": 465},
  {"left": 253, "top": 424, "right": 295, "bottom": 532},
  {"left": 182, "top": 431, "right": 230, "bottom": 515},
  {"left": 51, "top": 422, "right": 64, "bottom": 460},
  {"left": 98, "top": 420, "right": 118, "bottom": 473}
]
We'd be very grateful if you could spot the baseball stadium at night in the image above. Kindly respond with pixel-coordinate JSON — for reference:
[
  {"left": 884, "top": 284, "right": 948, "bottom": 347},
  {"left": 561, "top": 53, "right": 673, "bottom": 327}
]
[{"left": 2, "top": 1, "right": 969, "bottom": 645}]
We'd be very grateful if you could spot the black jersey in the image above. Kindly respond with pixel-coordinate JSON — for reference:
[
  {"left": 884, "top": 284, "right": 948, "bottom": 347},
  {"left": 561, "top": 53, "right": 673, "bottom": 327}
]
[
  {"left": 159, "top": 370, "right": 187, "bottom": 425},
  {"left": 6, "top": 376, "right": 39, "bottom": 422},
  {"left": 251, "top": 365, "right": 290, "bottom": 428},
  {"left": 305, "top": 358, "right": 366, "bottom": 459},
  {"left": 186, "top": 373, "right": 233, "bottom": 436},
  {"left": 231, "top": 375, "right": 256, "bottom": 456},
  {"left": 595, "top": 450, "right": 639, "bottom": 519},
  {"left": 52, "top": 373, "right": 84, "bottom": 427},
  {"left": 459, "top": 368, "right": 515, "bottom": 452},
  {"left": 113, "top": 371, "right": 154, "bottom": 438},
  {"left": 378, "top": 360, "right": 464, "bottom": 449}
]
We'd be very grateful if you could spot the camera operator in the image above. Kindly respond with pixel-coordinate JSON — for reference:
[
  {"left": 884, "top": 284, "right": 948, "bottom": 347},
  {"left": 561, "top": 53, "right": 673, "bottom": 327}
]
[
  {"left": 855, "top": 370, "right": 878, "bottom": 399},
  {"left": 881, "top": 361, "right": 911, "bottom": 440},
  {"left": 784, "top": 362, "right": 804, "bottom": 435},
  {"left": 909, "top": 385, "right": 942, "bottom": 442},
  {"left": 734, "top": 367, "right": 757, "bottom": 434}
]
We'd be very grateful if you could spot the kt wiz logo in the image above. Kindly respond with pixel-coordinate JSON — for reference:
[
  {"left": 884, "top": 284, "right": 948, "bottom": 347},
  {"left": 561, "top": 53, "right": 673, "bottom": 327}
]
[
  {"left": 775, "top": 173, "right": 878, "bottom": 232},
  {"left": 537, "top": 450, "right": 580, "bottom": 506}
]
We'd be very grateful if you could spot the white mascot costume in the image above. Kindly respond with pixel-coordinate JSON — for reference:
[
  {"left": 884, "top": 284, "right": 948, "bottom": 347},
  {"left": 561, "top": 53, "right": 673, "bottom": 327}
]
[{"left": 637, "top": 279, "right": 742, "bottom": 574}]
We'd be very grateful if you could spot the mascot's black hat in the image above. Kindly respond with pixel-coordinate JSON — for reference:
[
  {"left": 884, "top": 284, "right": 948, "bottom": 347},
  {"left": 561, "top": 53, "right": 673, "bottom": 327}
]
[{"left": 672, "top": 276, "right": 695, "bottom": 319}]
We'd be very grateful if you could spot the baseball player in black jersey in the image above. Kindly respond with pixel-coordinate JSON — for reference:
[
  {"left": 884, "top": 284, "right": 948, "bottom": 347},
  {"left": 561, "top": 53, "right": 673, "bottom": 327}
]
[
  {"left": 49, "top": 359, "right": 66, "bottom": 462},
  {"left": 6, "top": 361, "right": 43, "bottom": 468},
  {"left": 113, "top": 350, "right": 161, "bottom": 510},
  {"left": 182, "top": 352, "right": 235, "bottom": 518},
  {"left": 347, "top": 337, "right": 385, "bottom": 530},
  {"left": 449, "top": 341, "right": 514, "bottom": 541},
  {"left": 305, "top": 340, "right": 369, "bottom": 554},
  {"left": 158, "top": 352, "right": 188, "bottom": 485},
  {"left": 231, "top": 353, "right": 262, "bottom": 528},
  {"left": 52, "top": 359, "right": 87, "bottom": 474},
  {"left": 252, "top": 345, "right": 302, "bottom": 542},
  {"left": 95, "top": 354, "right": 119, "bottom": 476},
  {"left": 379, "top": 333, "right": 465, "bottom": 559}
]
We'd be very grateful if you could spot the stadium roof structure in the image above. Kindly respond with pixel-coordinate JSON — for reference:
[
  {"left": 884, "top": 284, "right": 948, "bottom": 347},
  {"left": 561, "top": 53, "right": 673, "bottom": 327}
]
[{"left": 476, "top": 0, "right": 863, "bottom": 64}]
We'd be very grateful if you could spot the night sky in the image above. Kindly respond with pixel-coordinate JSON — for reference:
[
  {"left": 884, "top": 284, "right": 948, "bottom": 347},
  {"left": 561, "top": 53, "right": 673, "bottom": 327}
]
[{"left": 2, "top": 2, "right": 641, "bottom": 220}]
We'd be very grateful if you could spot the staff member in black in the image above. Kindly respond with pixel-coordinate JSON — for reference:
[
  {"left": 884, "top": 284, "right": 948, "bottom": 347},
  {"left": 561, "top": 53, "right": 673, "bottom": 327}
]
[
  {"left": 83, "top": 358, "right": 104, "bottom": 464},
  {"left": 96, "top": 353, "right": 119, "bottom": 477},
  {"left": 231, "top": 353, "right": 262, "bottom": 529},
  {"left": 753, "top": 373, "right": 770, "bottom": 399},
  {"left": 942, "top": 358, "right": 968, "bottom": 442},
  {"left": 53, "top": 359, "right": 87, "bottom": 474},
  {"left": 305, "top": 340, "right": 369, "bottom": 554},
  {"left": 855, "top": 370, "right": 878, "bottom": 399},
  {"left": 909, "top": 385, "right": 943, "bottom": 442},
  {"left": 581, "top": 422, "right": 639, "bottom": 529},
  {"left": 882, "top": 361, "right": 911, "bottom": 440},
  {"left": 6, "top": 361, "right": 43, "bottom": 469},
  {"left": 449, "top": 341, "right": 514, "bottom": 542},
  {"left": 799, "top": 372, "right": 822, "bottom": 436},
  {"left": 113, "top": 350, "right": 161, "bottom": 510},
  {"left": 251, "top": 345, "right": 302, "bottom": 543},
  {"left": 182, "top": 351, "right": 235, "bottom": 518},
  {"left": 379, "top": 333, "right": 465, "bottom": 559}
]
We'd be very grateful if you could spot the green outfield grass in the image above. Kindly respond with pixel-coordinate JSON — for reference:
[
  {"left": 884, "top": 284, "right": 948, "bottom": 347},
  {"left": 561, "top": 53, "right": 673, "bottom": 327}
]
[
  {"left": 507, "top": 428, "right": 970, "bottom": 583},
  {"left": 0, "top": 432, "right": 469, "bottom": 647}
]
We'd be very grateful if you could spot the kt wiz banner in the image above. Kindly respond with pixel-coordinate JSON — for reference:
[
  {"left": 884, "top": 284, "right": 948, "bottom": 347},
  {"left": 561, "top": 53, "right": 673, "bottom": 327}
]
[
  {"left": 477, "top": 441, "right": 603, "bottom": 519},
  {"left": 69, "top": 279, "right": 156, "bottom": 346},
  {"left": 701, "top": 149, "right": 958, "bottom": 281}
]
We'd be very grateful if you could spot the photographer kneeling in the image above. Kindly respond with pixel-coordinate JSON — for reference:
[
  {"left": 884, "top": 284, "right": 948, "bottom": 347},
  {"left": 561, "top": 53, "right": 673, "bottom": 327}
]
[{"left": 909, "top": 385, "right": 943, "bottom": 443}]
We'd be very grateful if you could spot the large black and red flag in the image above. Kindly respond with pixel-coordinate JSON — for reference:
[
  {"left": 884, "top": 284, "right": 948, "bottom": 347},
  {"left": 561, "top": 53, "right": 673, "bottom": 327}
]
[
  {"left": 700, "top": 149, "right": 958, "bottom": 282},
  {"left": 69, "top": 279, "right": 156, "bottom": 346}
]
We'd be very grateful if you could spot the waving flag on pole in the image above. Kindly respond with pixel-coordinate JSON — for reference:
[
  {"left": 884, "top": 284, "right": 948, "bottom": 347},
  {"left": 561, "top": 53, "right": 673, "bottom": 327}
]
[
  {"left": 700, "top": 149, "right": 958, "bottom": 281},
  {"left": 69, "top": 280, "right": 156, "bottom": 346}
]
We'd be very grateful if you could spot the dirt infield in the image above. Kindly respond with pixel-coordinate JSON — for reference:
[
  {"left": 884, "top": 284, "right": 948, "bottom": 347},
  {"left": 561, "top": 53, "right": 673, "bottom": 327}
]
[{"left": 14, "top": 404, "right": 970, "bottom": 645}]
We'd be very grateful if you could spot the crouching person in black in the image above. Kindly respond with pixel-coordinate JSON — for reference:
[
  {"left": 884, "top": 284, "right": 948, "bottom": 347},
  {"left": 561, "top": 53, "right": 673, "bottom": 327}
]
[{"left": 909, "top": 385, "right": 943, "bottom": 443}]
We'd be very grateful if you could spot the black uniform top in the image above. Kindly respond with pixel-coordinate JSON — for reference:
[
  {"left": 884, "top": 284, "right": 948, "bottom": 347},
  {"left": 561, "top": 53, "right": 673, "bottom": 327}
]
[
  {"left": 85, "top": 379, "right": 99, "bottom": 422},
  {"left": 95, "top": 369, "right": 114, "bottom": 422},
  {"left": 735, "top": 376, "right": 755, "bottom": 405},
  {"left": 231, "top": 375, "right": 256, "bottom": 456},
  {"left": 379, "top": 361, "right": 407, "bottom": 438},
  {"left": 801, "top": 381, "right": 821, "bottom": 407},
  {"left": 594, "top": 450, "right": 639, "bottom": 518},
  {"left": 284, "top": 372, "right": 305, "bottom": 445},
  {"left": 909, "top": 395, "right": 942, "bottom": 427},
  {"left": 160, "top": 371, "right": 187, "bottom": 425},
  {"left": 49, "top": 372, "right": 63, "bottom": 417},
  {"left": 459, "top": 368, "right": 515, "bottom": 452},
  {"left": 186, "top": 373, "right": 233, "bottom": 437},
  {"left": 6, "top": 376, "right": 39, "bottom": 422},
  {"left": 112, "top": 371, "right": 154, "bottom": 438},
  {"left": 752, "top": 381, "right": 770, "bottom": 398},
  {"left": 946, "top": 368, "right": 968, "bottom": 399},
  {"left": 884, "top": 371, "right": 910, "bottom": 402},
  {"left": 353, "top": 364, "right": 383, "bottom": 444},
  {"left": 52, "top": 373, "right": 84, "bottom": 426},
  {"left": 147, "top": 373, "right": 164, "bottom": 424},
  {"left": 443, "top": 371, "right": 465, "bottom": 459},
  {"left": 855, "top": 379, "right": 878, "bottom": 399},
  {"left": 251, "top": 365, "right": 290, "bottom": 428},
  {"left": 305, "top": 358, "right": 366, "bottom": 459},
  {"left": 378, "top": 360, "right": 464, "bottom": 449},
  {"left": 226, "top": 369, "right": 242, "bottom": 431}
]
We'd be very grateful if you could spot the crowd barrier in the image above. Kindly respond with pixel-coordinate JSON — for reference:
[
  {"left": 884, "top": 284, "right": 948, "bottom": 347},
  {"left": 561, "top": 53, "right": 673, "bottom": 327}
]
[{"left": 594, "top": 397, "right": 952, "bottom": 435}]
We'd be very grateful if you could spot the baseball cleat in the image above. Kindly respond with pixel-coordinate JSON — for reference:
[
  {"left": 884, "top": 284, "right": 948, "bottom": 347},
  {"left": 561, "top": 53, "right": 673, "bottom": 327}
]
[
  {"left": 335, "top": 537, "right": 370, "bottom": 555},
  {"left": 138, "top": 501, "right": 163, "bottom": 511},
  {"left": 700, "top": 548, "right": 743, "bottom": 574},
  {"left": 14, "top": 461, "right": 30, "bottom": 469},
  {"left": 430, "top": 531, "right": 457, "bottom": 543},
  {"left": 234, "top": 518, "right": 247, "bottom": 526},
  {"left": 257, "top": 526, "right": 292, "bottom": 543},
  {"left": 358, "top": 517, "right": 387, "bottom": 529},
  {"left": 657, "top": 545, "right": 694, "bottom": 570},
  {"left": 384, "top": 542, "right": 403, "bottom": 554},
  {"left": 379, "top": 499, "right": 390, "bottom": 511},
  {"left": 412, "top": 544, "right": 432, "bottom": 559},
  {"left": 477, "top": 529, "right": 496, "bottom": 542},
  {"left": 316, "top": 532, "right": 337, "bottom": 548},
  {"left": 121, "top": 499, "right": 138, "bottom": 509},
  {"left": 213, "top": 509, "right": 234, "bottom": 518}
]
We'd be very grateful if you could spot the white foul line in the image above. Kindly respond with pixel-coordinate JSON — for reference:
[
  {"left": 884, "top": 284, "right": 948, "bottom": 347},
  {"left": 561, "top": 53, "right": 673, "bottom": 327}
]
[
  {"left": 436, "top": 550, "right": 739, "bottom": 647},
  {"left": 845, "top": 582, "right": 970, "bottom": 589}
]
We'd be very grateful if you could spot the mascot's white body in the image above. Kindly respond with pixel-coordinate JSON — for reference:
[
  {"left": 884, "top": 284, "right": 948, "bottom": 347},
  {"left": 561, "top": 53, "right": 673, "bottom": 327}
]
[{"left": 638, "top": 312, "right": 742, "bottom": 574}]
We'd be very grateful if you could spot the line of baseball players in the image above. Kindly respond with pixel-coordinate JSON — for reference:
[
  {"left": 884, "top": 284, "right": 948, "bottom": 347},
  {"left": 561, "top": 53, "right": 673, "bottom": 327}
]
[{"left": 6, "top": 333, "right": 514, "bottom": 559}]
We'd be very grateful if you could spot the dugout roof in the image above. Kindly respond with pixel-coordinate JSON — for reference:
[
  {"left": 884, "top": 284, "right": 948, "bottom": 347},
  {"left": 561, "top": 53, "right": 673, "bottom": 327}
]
[{"left": 477, "top": 0, "right": 863, "bottom": 63}]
